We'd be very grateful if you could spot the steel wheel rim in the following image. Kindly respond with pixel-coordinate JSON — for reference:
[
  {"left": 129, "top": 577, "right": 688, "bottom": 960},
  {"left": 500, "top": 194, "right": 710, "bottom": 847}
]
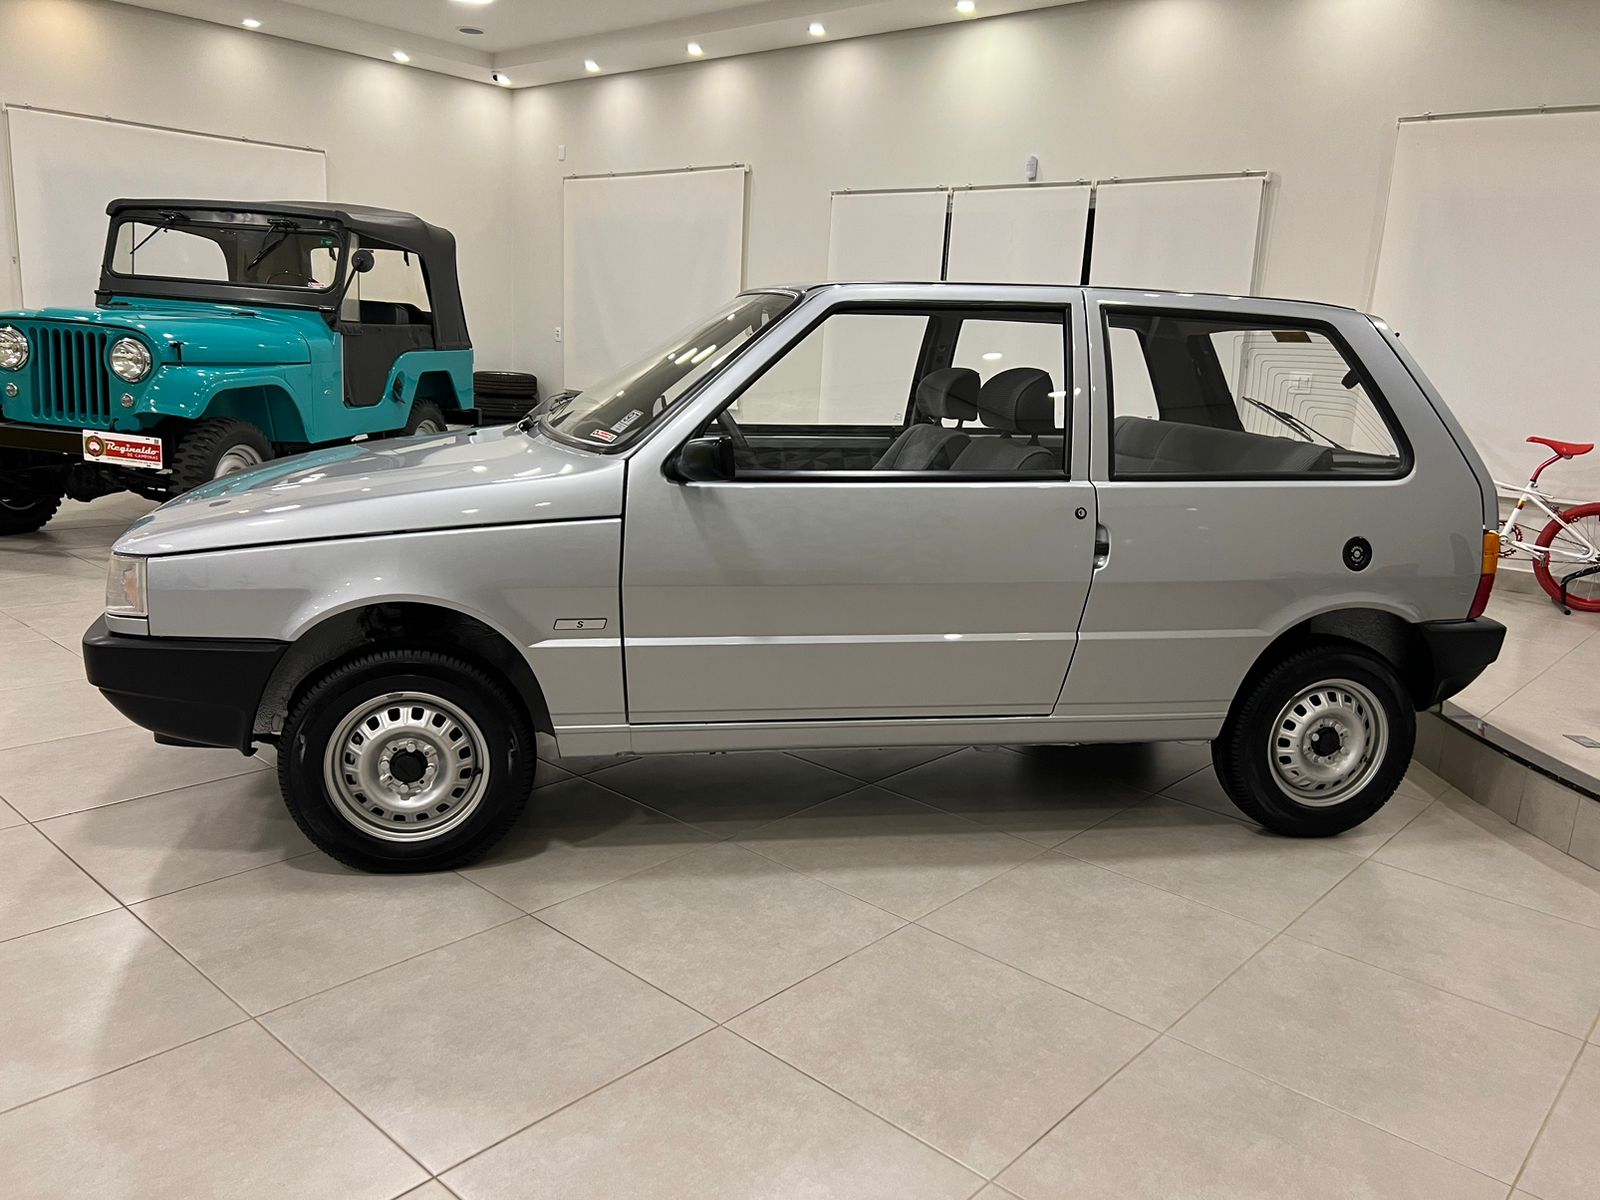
[
  {"left": 1267, "top": 678, "right": 1387, "bottom": 807},
  {"left": 323, "top": 691, "right": 490, "bottom": 843},
  {"left": 214, "top": 444, "right": 265, "bottom": 478},
  {"left": 415, "top": 418, "right": 444, "bottom": 435}
]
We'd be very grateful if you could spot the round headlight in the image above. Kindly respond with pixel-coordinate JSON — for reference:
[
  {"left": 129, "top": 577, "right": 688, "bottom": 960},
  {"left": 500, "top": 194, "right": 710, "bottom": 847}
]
[
  {"left": 0, "top": 326, "right": 28, "bottom": 371},
  {"left": 109, "top": 338, "right": 152, "bottom": 383}
]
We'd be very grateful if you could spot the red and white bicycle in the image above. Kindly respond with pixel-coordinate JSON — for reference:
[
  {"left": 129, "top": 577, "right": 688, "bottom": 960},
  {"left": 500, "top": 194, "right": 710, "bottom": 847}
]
[{"left": 1498, "top": 436, "right": 1600, "bottom": 613}]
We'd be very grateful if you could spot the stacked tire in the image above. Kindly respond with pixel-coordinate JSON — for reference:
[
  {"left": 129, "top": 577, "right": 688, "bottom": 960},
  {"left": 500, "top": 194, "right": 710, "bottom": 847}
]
[{"left": 472, "top": 371, "right": 540, "bottom": 425}]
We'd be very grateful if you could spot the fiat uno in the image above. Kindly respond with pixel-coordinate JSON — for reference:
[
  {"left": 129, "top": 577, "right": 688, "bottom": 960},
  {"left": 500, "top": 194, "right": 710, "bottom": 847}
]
[{"left": 82, "top": 284, "right": 1505, "bottom": 872}]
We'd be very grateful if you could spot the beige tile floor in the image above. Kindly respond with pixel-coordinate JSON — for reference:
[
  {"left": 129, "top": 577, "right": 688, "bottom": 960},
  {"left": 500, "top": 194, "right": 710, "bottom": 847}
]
[{"left": 2, "top": 497, "right": 1600, "bottom": 1198}]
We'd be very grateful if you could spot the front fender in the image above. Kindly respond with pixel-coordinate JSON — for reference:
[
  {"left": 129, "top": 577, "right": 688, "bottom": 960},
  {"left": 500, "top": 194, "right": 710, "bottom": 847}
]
[
  {"left": 137, "top": 364, "right": 319, "bottom": 431},
  {"left": 144, "top": 519, "right": 625, "bottom": 728}
]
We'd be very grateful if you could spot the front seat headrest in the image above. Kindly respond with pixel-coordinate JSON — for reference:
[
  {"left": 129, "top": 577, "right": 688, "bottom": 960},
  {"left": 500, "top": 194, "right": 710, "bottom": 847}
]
[
  {"left": 978, "top": 368, "right": 1055, "bottom": 433},
  {"left": 915, "top": 367, "right": 980, "bottom": 422}
]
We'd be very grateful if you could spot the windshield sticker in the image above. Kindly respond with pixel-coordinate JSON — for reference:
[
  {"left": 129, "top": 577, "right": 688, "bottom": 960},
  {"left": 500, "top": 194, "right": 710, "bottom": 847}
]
[
  {"left": 589, "top": 428, "right": 617, "bottom": 443},
  {"left": 611, "top": 409, "right": 644, "bottom": 433}
]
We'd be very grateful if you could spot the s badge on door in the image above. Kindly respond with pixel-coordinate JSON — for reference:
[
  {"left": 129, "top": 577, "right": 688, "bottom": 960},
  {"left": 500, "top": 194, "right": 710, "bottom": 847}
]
[{"left": 1343, "top": 537, "right": 1373, "bottom": 572}]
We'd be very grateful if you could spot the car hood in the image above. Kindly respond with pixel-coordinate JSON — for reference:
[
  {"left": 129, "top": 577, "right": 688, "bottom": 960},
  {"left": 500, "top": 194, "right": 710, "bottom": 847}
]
[
  {"left": 115, "top": 425, "right": 625, "bottom": 556},
  {"left": 11, "top": 303, "right": 314, "bottom": 365}
]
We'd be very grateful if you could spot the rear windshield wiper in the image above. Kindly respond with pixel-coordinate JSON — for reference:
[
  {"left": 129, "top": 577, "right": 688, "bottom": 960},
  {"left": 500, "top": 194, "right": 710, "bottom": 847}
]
[
  {"left": 1240, "top": 395, "right": 1348, "bottom": 451},
  {"left": 245, "top": 220, "right": 300, "bottom": 272}
]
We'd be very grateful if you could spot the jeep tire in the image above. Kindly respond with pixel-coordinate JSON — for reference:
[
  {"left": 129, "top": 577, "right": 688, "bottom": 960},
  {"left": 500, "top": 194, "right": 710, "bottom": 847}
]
[
  {"left": 403, "top": 400, "right": 447, "bottom": 437},
  {"left": 0, "top": 487, "right": 64, "bottom": 535},
  {"left": 169, "top": 418, "right": 273, "bottom": 492}
]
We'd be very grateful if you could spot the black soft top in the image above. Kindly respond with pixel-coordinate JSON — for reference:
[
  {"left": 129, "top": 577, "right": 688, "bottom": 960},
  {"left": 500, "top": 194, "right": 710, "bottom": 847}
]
[{"left": 100, "top": 199, "right": 469, "bottom": 348}]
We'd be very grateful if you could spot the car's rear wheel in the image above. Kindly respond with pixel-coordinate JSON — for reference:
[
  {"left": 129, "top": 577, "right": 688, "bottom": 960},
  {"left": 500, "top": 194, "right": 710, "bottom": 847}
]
[
  {"left": 278, "top": 648, "right": 536, "bottom": 872},
  {"left": 0, "top": 487, "right": 64, "bottom": 535},
  {"left": 169, "top": 418, "right": 273, "bottom": 492},
  {"left": 1212, "top": 643, "right": 1414, "bottom": 838}
]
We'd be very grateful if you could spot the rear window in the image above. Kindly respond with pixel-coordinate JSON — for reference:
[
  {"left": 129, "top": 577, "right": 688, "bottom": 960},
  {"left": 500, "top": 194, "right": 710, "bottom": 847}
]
[{"left": 1106, "top": 310, "right": 1406, "bottom": 479}]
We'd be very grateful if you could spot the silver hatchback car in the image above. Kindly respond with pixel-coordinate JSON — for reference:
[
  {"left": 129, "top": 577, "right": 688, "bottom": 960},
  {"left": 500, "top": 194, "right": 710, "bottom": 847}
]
[{"left": 84, "top": 284, "right": 1506, "bottom": 872}]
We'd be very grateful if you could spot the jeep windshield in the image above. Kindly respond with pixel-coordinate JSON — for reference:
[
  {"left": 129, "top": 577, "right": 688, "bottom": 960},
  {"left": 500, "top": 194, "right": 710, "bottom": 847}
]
[
  {"left": 538, "top": 291, "right": 798, "bottom": 451},
  {"left": 106, "top": 208, "right": 349, "bottom": 293}
]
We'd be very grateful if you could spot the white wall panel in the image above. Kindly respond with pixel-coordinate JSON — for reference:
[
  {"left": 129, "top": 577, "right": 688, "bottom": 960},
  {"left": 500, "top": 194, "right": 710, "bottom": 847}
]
[
  {"left": 946, "top": 185, "right": 1090, "bottom": 284},
  {"left": 561, "top": 167, "right": 746, "bottom": 389},
  {"left": 826, "top": 190, "right": 948, "bottom": 281},
  {"left": 1090, "top": 176, "right": 1265, "bottom": 295},
  {"left": 5, "top": 108, "right": 327, "bottom": 309},
  {"left": 1372, "top": 111, "right": 1600, "bottom": 496}
]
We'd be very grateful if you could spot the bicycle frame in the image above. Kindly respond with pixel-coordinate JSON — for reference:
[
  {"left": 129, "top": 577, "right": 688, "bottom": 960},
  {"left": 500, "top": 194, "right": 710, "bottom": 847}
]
[{"left": 1494, "top": 477, "right": 1600, "bottom": 563}]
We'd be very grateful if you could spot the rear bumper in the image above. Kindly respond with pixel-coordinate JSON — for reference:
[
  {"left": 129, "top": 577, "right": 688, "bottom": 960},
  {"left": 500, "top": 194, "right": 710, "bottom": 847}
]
[
  {"left": 82, "top": 616, "right": 288, "bottom": 753},
  {"left": 1417, "top": 617, "right": 1507, "bottom": 707}
]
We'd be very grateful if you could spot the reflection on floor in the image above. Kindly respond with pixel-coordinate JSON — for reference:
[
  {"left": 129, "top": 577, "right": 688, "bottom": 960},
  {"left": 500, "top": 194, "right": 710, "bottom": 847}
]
[{"left": 0, "top": 496, "right": 1598, "bottom": 1198}]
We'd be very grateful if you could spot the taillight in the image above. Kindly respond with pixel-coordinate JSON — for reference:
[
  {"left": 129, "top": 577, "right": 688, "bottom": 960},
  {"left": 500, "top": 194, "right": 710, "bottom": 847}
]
[{"left": 1468, "top": 530, "right": 1499, "bottom": 619}]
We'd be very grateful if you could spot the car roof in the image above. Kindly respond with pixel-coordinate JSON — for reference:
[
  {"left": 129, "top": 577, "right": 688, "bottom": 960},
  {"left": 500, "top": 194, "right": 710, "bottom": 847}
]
[
  {"left": 101, "top": 199, "right": 469, "bottom": 348},
  {"left": 768, "top": 281, "right": 1363, "bottom": 316}
]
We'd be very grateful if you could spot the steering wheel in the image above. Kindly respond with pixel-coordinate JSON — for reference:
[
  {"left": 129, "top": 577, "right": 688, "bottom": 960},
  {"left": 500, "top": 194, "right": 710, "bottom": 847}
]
[
  {"left": 716, "top": 409, "right": 750, "bottom": 451},
  {"left": 267, "top": 270, "right": 313, "bottom": 287}
]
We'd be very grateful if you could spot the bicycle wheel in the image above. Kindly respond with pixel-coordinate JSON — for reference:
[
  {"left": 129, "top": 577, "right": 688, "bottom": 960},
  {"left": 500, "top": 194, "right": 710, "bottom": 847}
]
[{"left": 1533, "top": 502, "right": 1600, "bottom": 611}]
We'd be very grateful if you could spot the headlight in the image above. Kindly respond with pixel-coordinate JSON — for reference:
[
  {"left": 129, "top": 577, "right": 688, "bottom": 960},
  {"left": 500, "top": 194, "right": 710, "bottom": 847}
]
[
  {"left": 105, "top": 554, "right": 148, "bottom": 618},
  {"left": 109, "top": 338, "right": 152, "bottom": 383},
  {"left": 0, "top": 326, "right": 27, "bottom": 371}
]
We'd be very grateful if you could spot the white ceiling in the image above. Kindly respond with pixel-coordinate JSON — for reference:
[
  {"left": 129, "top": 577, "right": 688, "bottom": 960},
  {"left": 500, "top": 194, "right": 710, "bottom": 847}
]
[{"left": 108, "top": 0, "right": 1086, "bottom": 88}]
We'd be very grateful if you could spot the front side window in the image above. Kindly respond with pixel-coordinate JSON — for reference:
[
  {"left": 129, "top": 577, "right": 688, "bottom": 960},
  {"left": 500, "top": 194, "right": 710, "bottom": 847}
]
[
  {"left": 1106, "top": 309, "right": 1404, "bottom": 478},
  {"left": 539, "top": 292, "right": 797, "bottom": 451},
  {"left": 108, "top": 209, "right": 346, "bottom": 292},
  {"left": 339, "top": 243, "right": 433, "bottom": 324},
  {"left": 711, "top": 305, "right": 1070, "bottom": 475}
]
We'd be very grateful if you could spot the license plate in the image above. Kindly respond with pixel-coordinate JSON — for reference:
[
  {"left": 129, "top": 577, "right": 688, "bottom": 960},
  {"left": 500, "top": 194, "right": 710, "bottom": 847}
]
[{"left": 82, "top": 430, "right": 164, "bottom": 470}]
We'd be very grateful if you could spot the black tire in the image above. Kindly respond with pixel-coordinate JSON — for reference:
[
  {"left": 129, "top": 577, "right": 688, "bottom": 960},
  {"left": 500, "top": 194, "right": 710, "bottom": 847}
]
[
  {"left": 278, "top": 648, "right": 536, "bottom": 872},
  {"left": 0, "top": 488, "right": 63, "bottom": 535},
  {"left": 403, "top": 400, "right": 448, "bottom": 436},
  {"left": 169, "top": 419, "right": 273, "bottom": 492},
  {"left": 1212, "top": 642, "right": 1414, "bottom": 838}
]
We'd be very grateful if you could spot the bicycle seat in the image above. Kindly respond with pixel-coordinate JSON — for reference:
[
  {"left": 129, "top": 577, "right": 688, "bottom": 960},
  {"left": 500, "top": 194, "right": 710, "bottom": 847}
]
[{"left": 1528, "top": 436, "right": 1594, "bottom": 457}]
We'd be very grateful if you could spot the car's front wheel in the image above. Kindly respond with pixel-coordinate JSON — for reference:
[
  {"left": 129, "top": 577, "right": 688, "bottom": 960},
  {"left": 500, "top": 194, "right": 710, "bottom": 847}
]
[
  {"left": 0, "top": 487, "right": 64, "bottom": 535},
  {"left": 169, "top": 418, "right": 274, "bottom": 492},
  {"left": 278, "top": 649, "right": 536, "bottom": 872},
  {"left": 1212, "top": 643, "right": 1414, "bottom": 838}
]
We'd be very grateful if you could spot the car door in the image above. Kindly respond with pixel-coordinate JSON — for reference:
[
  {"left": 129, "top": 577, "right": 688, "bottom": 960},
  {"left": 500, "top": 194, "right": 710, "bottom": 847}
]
[
  {"left": 338, "top": 245, "right": 435, "bottom": 408},
  {"left": 620, "top": 291, "right": 1099, "bottom": 725},
  {"left": 1057, "top": 290, "right": 1468, "bottom": 727}
]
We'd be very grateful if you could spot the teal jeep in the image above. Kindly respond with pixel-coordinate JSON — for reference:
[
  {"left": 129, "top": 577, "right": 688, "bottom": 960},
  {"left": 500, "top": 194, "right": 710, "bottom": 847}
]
[{"left": 0, "top": 200, "right": 475, "bottom": 533}]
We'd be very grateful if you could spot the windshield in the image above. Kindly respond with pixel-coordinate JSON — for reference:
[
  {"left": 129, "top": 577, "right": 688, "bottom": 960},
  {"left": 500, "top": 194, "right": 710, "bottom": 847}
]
[
  {"left": 539, "top": 292, "right": 797, "bottom": 451},
  {"left": 106, "top": 208, "right": 348, "bottom": 292}
]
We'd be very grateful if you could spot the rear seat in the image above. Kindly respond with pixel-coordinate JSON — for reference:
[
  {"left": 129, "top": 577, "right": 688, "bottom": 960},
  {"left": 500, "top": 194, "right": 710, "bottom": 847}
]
[{"left": 1113, "top": 415, "right": 1333, "bottom": 476}]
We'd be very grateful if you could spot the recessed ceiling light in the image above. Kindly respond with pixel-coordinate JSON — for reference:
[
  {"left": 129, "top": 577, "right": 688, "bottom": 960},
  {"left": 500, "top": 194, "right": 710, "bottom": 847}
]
[
  {"left": 584, "top": 58, "right": 601, "bottom": 72},
  {"left": 392, "top": 49, "right": 411, "bottom": 63},
  {"left": 686, "top": 41, "right": 704, "bottom": 57},
  {"left": 491, "top": 71, "right": 511, "bottom": 85},
  {"left": 451, "top": 0, "right": 495, "bottom": 6},
  {"left": 956, "top": 0, "right": 976, "bottom": 13},
  {"left": 808, "top": 21, "right": 826, "bottom": 36},
  {"left": 457, "top": 26, "right": 484, "bottom": 35},
  {"left": 241, "top": 17, "right": 261, "bottom": 28}
]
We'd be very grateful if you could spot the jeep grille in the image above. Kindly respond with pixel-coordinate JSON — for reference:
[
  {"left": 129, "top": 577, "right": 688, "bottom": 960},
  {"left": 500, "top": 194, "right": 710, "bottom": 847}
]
[{"left": 17, "top": 324, "right": 114, "bottom": 427}]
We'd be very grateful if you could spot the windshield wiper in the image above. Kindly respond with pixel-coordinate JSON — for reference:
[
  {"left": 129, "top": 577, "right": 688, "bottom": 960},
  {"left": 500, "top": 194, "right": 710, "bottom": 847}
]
[
  {"left": 1240, "top": 395, "right": 1347, "bottom": 451},
  {"left": 245, "top": 219, "right": 300, "bottom": 273},
  {"left": 129, "top": 210, "right": 187, "bottom": 255},
  {"left": 519, "top": 389, "right": 577, "bottom": 433}
]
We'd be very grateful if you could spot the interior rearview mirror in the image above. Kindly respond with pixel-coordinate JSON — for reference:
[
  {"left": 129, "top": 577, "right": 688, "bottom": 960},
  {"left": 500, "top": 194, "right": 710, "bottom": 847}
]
[{"left": 669, "top": 436, "right": 735, "bottom": 482}]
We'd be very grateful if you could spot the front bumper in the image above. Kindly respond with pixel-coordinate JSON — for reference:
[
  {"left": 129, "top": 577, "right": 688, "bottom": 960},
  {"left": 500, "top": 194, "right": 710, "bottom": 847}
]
[
  {"left": 82, "top": 616, "right": 288, "bottom": 753},
  {"left": 1417, "top": 617, "right": 1507, "bottom": 707},
  {"left": 0, "top": 420, "right": 82, "bottom": 456}
]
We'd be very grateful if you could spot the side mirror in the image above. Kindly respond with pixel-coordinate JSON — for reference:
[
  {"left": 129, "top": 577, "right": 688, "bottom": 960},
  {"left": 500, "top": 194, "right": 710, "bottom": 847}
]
[
  {"left": 350, "top": 249, "right": 376, "bottom": 274},
  {"left": 669, "top": 436, "right": 735, "bottom": 482}
]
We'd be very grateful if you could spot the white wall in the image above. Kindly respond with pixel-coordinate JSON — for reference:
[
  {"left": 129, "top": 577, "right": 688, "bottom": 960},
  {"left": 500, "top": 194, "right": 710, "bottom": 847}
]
[
  {"left": 511, "top": 0, "right": 1600, "bottom": 389},
  {"left": 0, "top": 0, "right": 520, "bottom": 365}
]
